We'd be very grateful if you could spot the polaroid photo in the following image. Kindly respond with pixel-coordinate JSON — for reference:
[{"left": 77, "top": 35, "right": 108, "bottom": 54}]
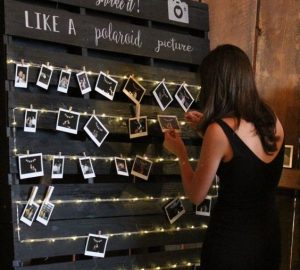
[
  {"left": 196, "top": 196, "right": 212, "bottom": 216},
  {"left": 20, "top": 201, "right": 39, "bottom": 226},
  {"left": 79, "top": 157, "right": 96, "bottom": 179},
  {"left": 95, "top": 71, "right": 118, "bottom": 100},
  {"left": 36, "top": 201, "right": 55, "bottom": 226},
  {"left": 157, "top": 115, "right": 180, "bottom": 133},
  {"left": 76, "top": 71, "right": 91, "bottom": 95},
  {"left": 283, "top": 145, "right": 294, "bottom": 168},
  {"left": 36, "top": 64, "right": 53, "bottom": 90},
  {"left": 57, "top": 69, "right": 71, "bottom": 93},
  {"left": 84, "top": 115, "right": 109, "bottom": 147},
  {"left": 85, "top": 233, "right": 109, "bottom": 258},
  {"left": 128, "top": 116, "right": 148, "bottom": 139},
  {"left": 114, "top": 157, "right": 129, "bottom": 176},
  {"left": 175, "top": 84, "right": 194, "bottom": 112},
  {"left": 122, "top": 76, "right": 146, "bottom": 104},
  {"left": 131, "top": 155, "right": 153, "bottom": 181},
  {"left": 56, "top": 108, "right": 80, "bottom": 135},
  {"left": 24, "top": 109, "right": 38, "bottom": 133},
  {"left": 153, "top": 81, "right": 173, "bottom": 111},
  {"left": 164, "top": 197, "right": 186, "bottom": 224},
  {"left": 51, "top": 156, "right": 65, "bottom": 179},
  {"left": 18, "top": 153, "right": 44, "bottom": 180},
  {"left": 15, "top": 63, "right": 29, "bottom": 88}
]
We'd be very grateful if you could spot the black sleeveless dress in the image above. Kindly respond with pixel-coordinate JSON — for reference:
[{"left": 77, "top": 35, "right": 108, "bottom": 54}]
[{"left": 200, "top": 120, "right": 284, "bottom": 270}]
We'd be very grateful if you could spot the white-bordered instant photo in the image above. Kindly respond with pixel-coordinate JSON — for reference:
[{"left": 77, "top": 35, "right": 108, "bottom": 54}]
[
  {"left": 15, "top": 63, "right": 29, "bottom": 88},
  {"left": 157, "top": 115, "right": 180, "bottom": 133},
  {"left": 20, "top": 186, "right": 39, "bottom": 226},
  {"left": 131, "top": 155, "right": 153, "bottom": 181},
  {"left": 18, "top": 153, "right": 44, "bottom": 180},
  {"left": 122, "top": 76, "right": 146, "bottom": 104},
  {"left": 76, "top": 71, "right": 91, "bottom": 95},
  {"left": 95, "top": 71, "right": 118, "bottom": 100},
  {"left": 175, "top": 84, "right": 194, "bottom": 112},
  {"left": 84, "top": 233, "right": 109, "bottom": 258},
  {"left": 128, "top": 116, "right": 148, "bottom": 139},
  {"left": 164, "top": 197, "right": 186, "bottom": 224},
  {"left": 36, "top": 201, "right": 55, "bottom": 226},
  {"left": 56, "top": 108, "right": 80, "bottom": 135},
  {"left": 79, "top": 157, "right": 96, "bottom": 179},
  {"left": 283, "top": 145, "right": 294, "bottom": 168},
  {"left": 114, "top": 157, "right": 129, "bottom": 176},
  {"left": 36, "top": 64, "right": 53, "bottom": 90},
  {"left": 24, "top": 109, "right": 38, "bottom": 133},
  {"left": 84, "top": 115, "right": 109, "bottom": 147},
  {"left": 51, "top": 156, "right": 65, "bottom": 179},
  {"left": 196, "top": 196, "right": 212, "bottom": 216},
  {"left": 36, "top": 186, "right": 55, "bottom": 226},
  {"left": 153, "top": 81, "right": 173, "bottom": 111},
  {"left": 57, "top": 69, "right": 71, "bottom": 93},
  {"left": 20, "top": 201, "right": 39, "bottom": 226}
]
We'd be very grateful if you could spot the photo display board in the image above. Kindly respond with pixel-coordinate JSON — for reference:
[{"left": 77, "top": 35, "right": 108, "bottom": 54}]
[{"left": 4, "top": 0, "right": 210, "bottom": 269}]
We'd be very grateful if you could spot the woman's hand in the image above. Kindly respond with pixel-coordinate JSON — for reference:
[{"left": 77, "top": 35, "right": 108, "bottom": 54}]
[
  {"left": 163, "top": 130, "right": 187, "bottom": 158},
  {"left": 185, "top": 111, "right": 203, "bottom": 130}
]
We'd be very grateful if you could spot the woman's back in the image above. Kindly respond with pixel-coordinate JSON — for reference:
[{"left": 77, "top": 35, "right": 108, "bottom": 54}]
[{"left": 200, "top": 118, "right": 284, "bottom": 270}]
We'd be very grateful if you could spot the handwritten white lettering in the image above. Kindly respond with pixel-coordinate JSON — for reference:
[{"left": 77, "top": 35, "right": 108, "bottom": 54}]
[
  {"left": 68, "top": 19, "right": 76, "bottom": 35},
  {"left": 154, "top": 38, "right": 193, "bottom": 53},
  {"left": 25, "top": 11, "right": 33, "bottom": 29},
  {"left": 95, "top": 22, "right": 142, "bottom": 48},
  {"left": 24, "top": 10, "right": 60, "bottom": 32},
  {"left": 95, "top": 0, "right": 138, "bottom": 13}
]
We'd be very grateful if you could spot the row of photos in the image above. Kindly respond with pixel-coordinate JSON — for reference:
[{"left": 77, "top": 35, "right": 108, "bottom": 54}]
[
  {"left": 15, "top": 63, "right": 196, "bottom": 112},
  {"left": 20, "top": 183, "right": 215, "bottom": 258}
]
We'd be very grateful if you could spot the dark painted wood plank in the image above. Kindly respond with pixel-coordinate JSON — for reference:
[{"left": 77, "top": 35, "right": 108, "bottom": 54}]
[
  {"left": 12, "top": 182, "right": 190, "bottom": 219},
  {"left": 7, "top": 91, "right": 200, "bottom": 132},
  {"left": 13, "top": 215, "right": 207, "bottom": 260},
  {"left": 17, "top": 248, "right": 201, "bottom": 270},
  {"left": 5, "top": 0, "right": 209, "bottom": 64},
  {"left": 47, "top": 0, "right": 209, "bottom": 31},
  {"left": 6, "top": 44, "right": 202, "bottom": 85}
]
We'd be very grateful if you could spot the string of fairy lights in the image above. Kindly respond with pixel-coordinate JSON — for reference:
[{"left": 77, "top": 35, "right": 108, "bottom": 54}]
[
  {"left": 11, "top": 105, "right": 198, "bottom": 162},
  {"left": 10, "top": 60, "right": 208, "bottom": 268},
  {"left": 7, "top": 59, "right": 202, "bottom": 89}
]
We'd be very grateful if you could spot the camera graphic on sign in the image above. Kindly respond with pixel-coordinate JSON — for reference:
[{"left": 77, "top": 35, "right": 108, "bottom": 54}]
[{"left": 168, "top": 0, "right": 189, "bottom": 24}]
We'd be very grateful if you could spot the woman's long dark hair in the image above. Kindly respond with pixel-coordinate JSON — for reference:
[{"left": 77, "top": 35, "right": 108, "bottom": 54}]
[{"left": 199, "top": 44, "right": 278, "bottom": 154}]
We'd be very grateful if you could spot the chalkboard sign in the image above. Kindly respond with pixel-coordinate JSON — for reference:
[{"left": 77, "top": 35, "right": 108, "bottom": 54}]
[{"left": 2, "top": 0, "right": 210, "bottom": 269}]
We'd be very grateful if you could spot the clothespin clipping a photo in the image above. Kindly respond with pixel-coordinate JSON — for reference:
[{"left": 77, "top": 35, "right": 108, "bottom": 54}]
[
  {"left": 44, "top": 186, "right": 55, "bottom": 204},
  {"left": 21, "top": 59, "right": 25, "bottom": 66},
  {"left": 83, "top": 66, "right": 86, "bottom": 72},
  {"left": 26, "top": 150, "right": 30, "bottom": 155},
  {"left": 28, "top": 186, "right": 38, "bottom": 206},
  {"left": 135, "top": 103, "right": 141, "bottom": 120},
  {"left": 69, "top": 106, "right": 73, "bottom": 112}
]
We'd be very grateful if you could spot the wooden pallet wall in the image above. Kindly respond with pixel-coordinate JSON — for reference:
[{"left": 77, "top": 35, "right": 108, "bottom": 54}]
[{"left": 2, "top": 0, "right": 210, "bottom": 269}]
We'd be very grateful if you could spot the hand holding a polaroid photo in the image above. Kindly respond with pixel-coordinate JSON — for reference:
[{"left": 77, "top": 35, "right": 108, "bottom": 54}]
[{"left": 163, "top": 130, "right": 187, "bottom": 159}]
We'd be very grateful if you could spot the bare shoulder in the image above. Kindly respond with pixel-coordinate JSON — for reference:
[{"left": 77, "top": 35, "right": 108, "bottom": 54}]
[
  {"left": 275, "top": 117, "right": 284, "bottom": 143},
  {"left": 203, "top": 122, "right": 228, "bottom": 144}
]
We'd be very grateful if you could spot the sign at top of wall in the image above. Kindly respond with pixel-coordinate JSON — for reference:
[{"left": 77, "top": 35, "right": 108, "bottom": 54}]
[
  {"left": 94, "top": 0, "right": 190, "bottom": 24},
  {"left": 5, "top": 0, "right": 208, "bottom": 64}
]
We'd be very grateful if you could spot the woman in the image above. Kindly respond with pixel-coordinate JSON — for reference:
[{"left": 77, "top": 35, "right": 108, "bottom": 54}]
[{"left": 163, "top": 45, "right": 284, "bottom": 269}]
